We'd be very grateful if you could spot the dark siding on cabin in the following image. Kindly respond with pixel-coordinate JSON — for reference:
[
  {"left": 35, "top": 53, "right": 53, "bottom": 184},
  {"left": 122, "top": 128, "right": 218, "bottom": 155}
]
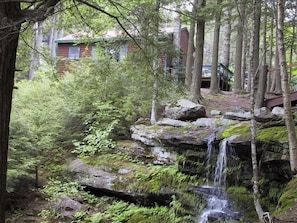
[
  {"left": 57, "top": 43, "right": 94, "bottom": 74},
  {"left": 180, "top": 28, "right": 191, "bottom": 66}
]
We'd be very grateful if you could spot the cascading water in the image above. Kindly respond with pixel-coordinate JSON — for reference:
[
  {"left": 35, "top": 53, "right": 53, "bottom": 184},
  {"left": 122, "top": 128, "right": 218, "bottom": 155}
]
[
  {"left": 205, "top": 127, "right": 225, "bottom": 185},
  {"left": 197, "top": 135, "right": 241, "bottom": 223},
  {"left": 205, "top": 132, "right": 216, "bottom": 185},
  {"left": 214, "top": 135, "right": 238, "bottom": 187}
]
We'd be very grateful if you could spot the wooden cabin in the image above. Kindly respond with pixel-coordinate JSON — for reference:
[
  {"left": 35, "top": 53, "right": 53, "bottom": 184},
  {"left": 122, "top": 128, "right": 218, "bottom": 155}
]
[{"left": 55, "top": 27, "right": 191, "bottom": 76}]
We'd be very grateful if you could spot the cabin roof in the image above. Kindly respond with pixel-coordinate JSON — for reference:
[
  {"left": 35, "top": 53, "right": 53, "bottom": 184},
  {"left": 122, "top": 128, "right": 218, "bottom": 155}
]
[{"left": 55, "top": 27, "right": 187, "bottom": 44}]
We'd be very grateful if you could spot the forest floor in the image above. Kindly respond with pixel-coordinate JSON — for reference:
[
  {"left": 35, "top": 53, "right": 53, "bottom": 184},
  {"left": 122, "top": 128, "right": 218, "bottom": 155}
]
[{"left": 6, "top": 89, "right": 297, "bottom": 223}]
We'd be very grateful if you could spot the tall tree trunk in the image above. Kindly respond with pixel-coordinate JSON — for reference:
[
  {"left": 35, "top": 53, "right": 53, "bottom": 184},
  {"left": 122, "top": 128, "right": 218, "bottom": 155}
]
[
  {"left": 0, "top": 3, "right": 21, "bottom": 222},
  {"left": 233, "top": 0, "right": 245, "bottom": 93},
  {"left": 277, "top": 0, "right": 297, "bottom": 172},
  {"left": 270, "top": 1, "right": 282, "bottom": 94},
  {"left": 173, "top": 14, "right": 181, "bottom": 84},
  {"left": 255, "top": 1, "right": 268, "bottom": 108},
  {"left": 185, "top": 0, "right": 198, "bottom": 88},
  {"left": 267, "top": 15, "right": 274, "bottom": 92},
  {"left": 0, "top": 1, "right": 60, "bottom": 221},
  {"left": 190, "top": 0, "right": 205, "bottom": 103},
  {"left": 29, "top": 21, "right": 44, "bottom": 80},
  {"left": 221, "top": 6, "right": 232, "bottom": 69},
  {"left": 209, "top": 0, "right": 222, "bottom": 94},
  {"left": 253, "top": 0, "right": 261, "bottom": 93},
  {"left": 250, "top": 0, "right": 264, "bottom": 221},
  {"left": 150, "top": 0, "right": 160, "bottom": 125}
]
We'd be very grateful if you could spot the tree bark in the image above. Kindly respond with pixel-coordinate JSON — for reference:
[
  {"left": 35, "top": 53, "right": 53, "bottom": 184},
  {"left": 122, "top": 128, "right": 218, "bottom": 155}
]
[
  {"left": 0, "top": 1, "right": 61, "bottom": 221},
  {"left": 190, "top": 0, "right": 205, "bottom": 103},
  {"left": 185, "top": 0, "right": 197, "bottom": 88},
  {"left": 29, "top": 21, "right": 44, "bottom": 80},
  {"left": 250, "top": 0, "right": 264, "bottom": 221},
  {"left": 0, "top": 3, "right": 22, "bottom": 222},
  {"left": 277, "top": 0, "right": 297, "bottom": 172},
  {"left": 221, "top": 6, "right": 232, "bottom": 70},
  {"left": 253, "top": 0, "right": 261, "bottom": 94},
  {"left": 150, "top": 0, "right": 160, "bottom": 125},
  {"left": 209, "top": 0, "right": 222, "bottom": 94},
  {"left": 270, "top": 1, "right": 282, "bottom": 94},
  {"left": 233, "top": 0, "right": 245, "bottom": 93},
  {"left": 255, "top": 1, "right": 268, "bottom": 108}
]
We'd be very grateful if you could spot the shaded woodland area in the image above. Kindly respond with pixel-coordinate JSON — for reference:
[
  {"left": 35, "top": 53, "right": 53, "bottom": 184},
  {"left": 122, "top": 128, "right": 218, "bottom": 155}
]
[{"left": 1, "top": 0, "right": 297, "bottom": 222}]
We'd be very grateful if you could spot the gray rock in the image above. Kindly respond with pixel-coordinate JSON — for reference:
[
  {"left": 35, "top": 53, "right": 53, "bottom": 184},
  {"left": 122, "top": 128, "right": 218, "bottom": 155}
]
[
  {"left": 192, "top": 118, "right": 217, "bottom": 127},
  {"left": 210, "top": 110, "right": 222, "bottom": 116},
  {"left": 52, "top": 197, "right": 85, "bottom": 222},
  {"left": 68, "top": 159, "right": 174, "bottom": 206},
  {"left": 68, "top": 159, "right": 116, "bottom": 190},
  {"left": 254, "top": 107, "right": 275, "bottom": 122},
  {"left": 130, "top": 125, "right": 162, "bottom": 146},
  {"left": 223, "top": 111, "right": 251, "bottom": 121},
  {"left": 157, "top": 118, "right": 190, "bottom": 127},
  {"left": 152, "top": 147, "right": 176, "bottom": 165},
  {"left": 272, "top": 106, "right": 285, "bottom": 117},
  {"left": 164, "top": 99, "right": 206, "bottom": 121}
]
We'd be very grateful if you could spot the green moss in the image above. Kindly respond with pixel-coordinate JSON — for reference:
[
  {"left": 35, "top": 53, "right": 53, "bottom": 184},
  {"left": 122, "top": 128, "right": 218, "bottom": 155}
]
[
  {"left": 82, "top": 153, "right": 198, "bottom": 194},
  {"left": 257, "top": 126, "right": 290, "bottom": 143},
  {"left": 130, "top": 165, "right": 197, "bottom": 194},
  {"left": 274, "top": 178, "right": 297, "bottom": 216},
  {"left": 220, "top": 123, "right": 297, "bottom": 144},
  {"left": 220, "top": 122, "right": 251, "bottom": 140}
]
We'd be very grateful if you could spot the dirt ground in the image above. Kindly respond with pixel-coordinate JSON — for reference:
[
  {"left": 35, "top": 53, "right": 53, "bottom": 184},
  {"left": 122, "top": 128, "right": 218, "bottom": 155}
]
[{"left": 201, "top": 88, "right": 251, "bottom": 116}]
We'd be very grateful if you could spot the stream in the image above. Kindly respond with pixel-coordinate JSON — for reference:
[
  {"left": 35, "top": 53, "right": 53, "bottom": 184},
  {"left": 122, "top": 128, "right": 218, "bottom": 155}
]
[{"left": 196, "top": 135, "right": 241, "bottom": 222}]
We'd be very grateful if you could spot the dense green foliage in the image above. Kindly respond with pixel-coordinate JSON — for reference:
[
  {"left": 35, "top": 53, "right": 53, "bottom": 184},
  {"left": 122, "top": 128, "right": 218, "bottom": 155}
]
[
  {"left": 41, "top": 178, "right": 193, "bottom": 223},
  {"left": 8, "top": 53, "right": 175, "bottom": 191}
]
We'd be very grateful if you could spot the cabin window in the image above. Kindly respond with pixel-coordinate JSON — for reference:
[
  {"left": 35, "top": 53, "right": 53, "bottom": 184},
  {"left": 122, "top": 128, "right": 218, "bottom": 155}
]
[
  {"left": 91, "top": 45, "right": 97, "bottom": 59},
  {"left": 118, "top": 44, "right": 128, "bottom": 62},
  {"left": 68, "top": 46, "right": 80, "bottom": 60},
  {"left": 105, "top": 44, "right": 128, "bottom": 62}
]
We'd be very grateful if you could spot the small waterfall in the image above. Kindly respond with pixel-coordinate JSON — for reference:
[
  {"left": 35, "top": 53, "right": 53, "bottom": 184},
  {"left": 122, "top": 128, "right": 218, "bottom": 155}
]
[
  {"left": 213, "top": 135, "right": 238, "bottom": 187},
  {"left": 197, "top": 135, "right": 241, "bottom": 223},
  {"left": 205, "top": 132, "right": 216, "bottom": 185},
  {"left": 205, "top": 127, "right": 225, "bottom": 185}
]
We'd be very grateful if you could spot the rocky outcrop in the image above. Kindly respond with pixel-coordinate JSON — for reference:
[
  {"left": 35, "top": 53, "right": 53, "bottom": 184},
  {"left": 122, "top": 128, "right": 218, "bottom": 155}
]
[
  {"left": 67, "top": 97, "right": 291, "bottom": 222},
  {"left": 164, "top": 99, "right": 206, "bottom": 121},
  {"left": 130, "top": 103, "right": 291, "bottom": 187},
  {"left": 68, "top": 159, "right": 174, "bottom": 206}
]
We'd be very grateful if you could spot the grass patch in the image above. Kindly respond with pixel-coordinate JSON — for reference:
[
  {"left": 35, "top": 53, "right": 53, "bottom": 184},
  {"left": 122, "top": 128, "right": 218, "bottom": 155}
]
[{"left": 274, "top": 177, "right": 297, "bottom": 216}]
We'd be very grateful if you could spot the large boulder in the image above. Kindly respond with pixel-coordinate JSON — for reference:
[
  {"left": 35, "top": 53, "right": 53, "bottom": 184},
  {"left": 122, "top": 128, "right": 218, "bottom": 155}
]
[
  {"left": 164, "top": 99, "right": 206, "bottom": 121},
  {"left": 51, "top": 197, "right": 85, "bottom": 222},
  {"left": 68, "top": 159, "right": 174, "bottom": 206},
  {"left": 255, "top": 107, "right": 278, "bottom": 122},
  {"left": 131, "top": 124, "right": 210, "bottom": 148},
  {"left": 68, "top": 159, "right": 117, "bottom": 191}
]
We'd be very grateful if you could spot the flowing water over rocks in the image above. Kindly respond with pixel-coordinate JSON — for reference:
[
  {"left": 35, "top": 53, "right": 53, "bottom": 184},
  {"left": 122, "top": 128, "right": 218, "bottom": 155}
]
[
  {"left": 197, "top": 135, "right": 241, "bottom": 223},
  {"left": 197, "top": 186, "right": 241, "bottom": 223}
]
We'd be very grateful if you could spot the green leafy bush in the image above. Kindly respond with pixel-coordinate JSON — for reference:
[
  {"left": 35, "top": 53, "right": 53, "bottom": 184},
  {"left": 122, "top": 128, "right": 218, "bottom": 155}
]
[{"left": 72, "top": 120, "right": 117, "bottom": 157}]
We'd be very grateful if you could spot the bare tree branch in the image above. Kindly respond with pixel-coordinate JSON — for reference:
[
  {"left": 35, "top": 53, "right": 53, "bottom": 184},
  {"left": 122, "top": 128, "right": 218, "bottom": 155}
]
[{"left": 75, "top": 0, "right": 142, "bottom": 50}]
